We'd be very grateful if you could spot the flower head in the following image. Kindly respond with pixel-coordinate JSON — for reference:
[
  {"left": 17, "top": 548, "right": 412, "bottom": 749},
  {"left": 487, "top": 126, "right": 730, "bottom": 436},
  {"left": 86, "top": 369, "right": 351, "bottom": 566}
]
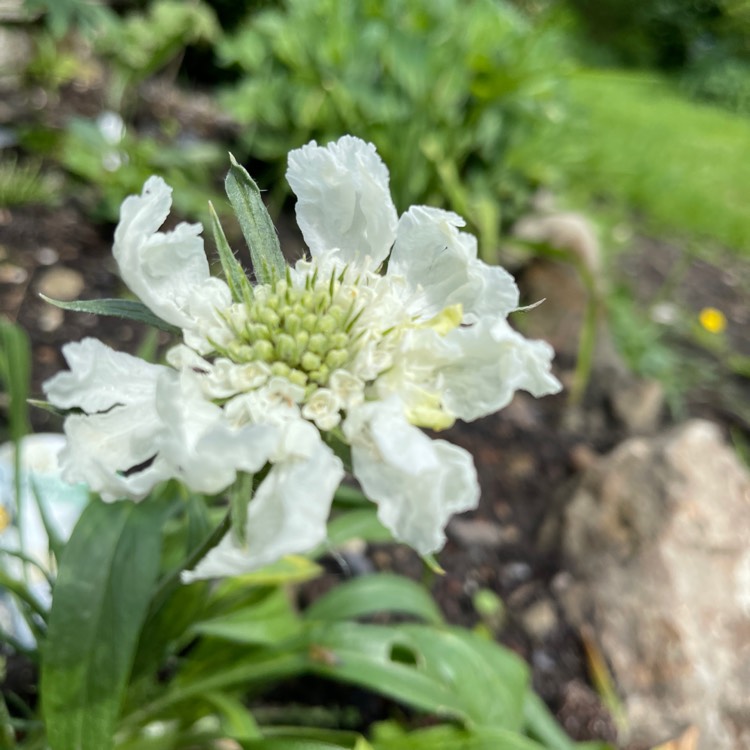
[{"left": 43, "top": 136, "right": 561, "bottom": 578}]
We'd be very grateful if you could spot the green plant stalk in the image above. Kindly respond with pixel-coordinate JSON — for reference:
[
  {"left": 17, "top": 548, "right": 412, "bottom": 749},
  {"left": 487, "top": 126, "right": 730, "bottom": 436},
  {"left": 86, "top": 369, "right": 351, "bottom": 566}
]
[
  {"left": 569, "top": 288, "right": 599, "bottom": 407},
  {"left": 0, "top": 322, "right": 31, "bottom": 583},
  {"left": 119, "top": 651, "right": 308, "bottom": 732},
  {"left": 0, "top": 691, "right": 17, "bottom": 749},
  {"left": 147, "top": 508, "right": 231, "bottom": 618}
]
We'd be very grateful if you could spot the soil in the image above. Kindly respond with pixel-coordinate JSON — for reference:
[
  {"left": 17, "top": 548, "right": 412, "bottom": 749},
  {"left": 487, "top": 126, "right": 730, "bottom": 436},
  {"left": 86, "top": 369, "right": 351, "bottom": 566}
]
[{"left": 2, "top": 81, "right": 750, "bottom": 748}]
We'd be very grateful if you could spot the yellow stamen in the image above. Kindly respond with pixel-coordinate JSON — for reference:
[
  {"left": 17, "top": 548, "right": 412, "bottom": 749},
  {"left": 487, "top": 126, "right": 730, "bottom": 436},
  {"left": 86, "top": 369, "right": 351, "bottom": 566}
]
[{"left": 425, "top": 303, "right": 463, "bottom": 335}]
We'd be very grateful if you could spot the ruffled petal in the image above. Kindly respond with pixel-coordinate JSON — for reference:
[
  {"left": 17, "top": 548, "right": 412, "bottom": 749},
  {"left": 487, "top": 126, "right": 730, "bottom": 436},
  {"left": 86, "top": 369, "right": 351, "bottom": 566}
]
[
  {"left": 390, "top": 206, "right": 519, "bottom": 321},
  {"left": 344, "top": 400, "right": 480, "bottom": 555},
  {"left": 42, "top": 339, "right": 175, "bottom": 501},
  {"left": 442, "top": 318, "right": 562, "bottom": 421},
  {"left": 183, "top": 422, "right": 343, "bottom": 580},
  {"left": 286, "top": 136, "right": 398, "bottom": 269},
  {"left": 113, "top": 176, "right": 231, "bottom": 331},
  {"left": 59, "top": 408, "right": 170, "bottom": 502},
  {"left": 43, "top": 338, "right": 169, "bottom": 413},
  {"left": 155, "top": 369, "right": 278, "bottom": 495}
]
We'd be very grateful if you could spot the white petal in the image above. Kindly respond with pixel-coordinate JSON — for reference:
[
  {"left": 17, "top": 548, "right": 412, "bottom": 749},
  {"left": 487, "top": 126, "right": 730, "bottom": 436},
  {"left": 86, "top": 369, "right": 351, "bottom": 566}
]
[
  {"left": 113, "top": 176, "right": 231, "bottom": 331},
  {"left": 286, "top": 136, "right": 398, "bottom": 269},
  {"left": 345, "top": 401, "right": 479, "bottom": 555},
  {"left": 155, "top": 369, "right": 278, "bottom": 495},
  {"left": 59, "top": 408, "right": 170, "bottom": 502},
  {"left": 442, "top": 318, "right": 562, "bottom": 421},
  {"left": 42, "top": 339, "right": 174, "bottom": 500},
  {"left": 390, "top": 206, "right": 519, "bottom": 321},
  {"left": 183, "top": 427, "right": 343, "bottom": 580},
  {"left": 43, "top": 338, "right": 169, "bottom": 413},
  {"left": 301, "top": 388, "right": 341, "bottom": 431}
]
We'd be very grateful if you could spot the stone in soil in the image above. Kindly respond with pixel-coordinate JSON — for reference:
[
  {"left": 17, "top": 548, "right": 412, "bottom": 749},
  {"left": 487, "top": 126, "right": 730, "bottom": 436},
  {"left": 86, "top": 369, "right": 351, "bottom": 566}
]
[{"left": 562, "top": 419, "right": 750, "bottom": 750}]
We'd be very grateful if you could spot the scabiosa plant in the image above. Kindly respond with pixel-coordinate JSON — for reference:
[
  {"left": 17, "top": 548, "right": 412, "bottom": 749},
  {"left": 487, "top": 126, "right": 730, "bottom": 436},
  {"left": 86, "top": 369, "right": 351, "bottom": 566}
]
[{"left": 43, "top": 136, "right": 561, "bottom": 579}]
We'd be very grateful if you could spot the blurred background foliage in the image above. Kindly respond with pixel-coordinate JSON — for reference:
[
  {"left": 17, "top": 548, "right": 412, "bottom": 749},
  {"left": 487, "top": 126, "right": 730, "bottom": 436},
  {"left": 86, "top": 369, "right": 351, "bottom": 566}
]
[{"left": 1, "top": 0, "right": 749, "bottom": 394}]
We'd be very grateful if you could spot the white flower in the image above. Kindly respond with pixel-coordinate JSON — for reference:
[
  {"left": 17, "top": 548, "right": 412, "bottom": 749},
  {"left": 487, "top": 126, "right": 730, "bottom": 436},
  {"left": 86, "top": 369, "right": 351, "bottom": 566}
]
[{"left": 43, "top": 135, "right": 561, "bottom": 578}]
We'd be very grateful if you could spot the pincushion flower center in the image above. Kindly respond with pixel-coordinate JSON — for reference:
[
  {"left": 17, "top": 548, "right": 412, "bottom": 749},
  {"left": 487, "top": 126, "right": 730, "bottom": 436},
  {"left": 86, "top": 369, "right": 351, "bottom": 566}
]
[{"left": 216, "top": 270, "right": 363, "bottom": 395}]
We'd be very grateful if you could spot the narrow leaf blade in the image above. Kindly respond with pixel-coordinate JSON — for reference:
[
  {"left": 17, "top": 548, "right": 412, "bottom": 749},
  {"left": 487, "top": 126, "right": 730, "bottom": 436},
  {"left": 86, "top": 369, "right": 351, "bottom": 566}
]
[
  {"left": 305, "top": 574, "right": 443, "bottom": 625},
  {"left": 209, "top": 200, "right": 253, "bottom": 303},
  {"left": 225, "top": 154, "right": 285, "bottom": 284},
  {"left": 40, "top": 296, "right": 179, "bottom": 334},
  {"left": 42, "top": 498, "right": 167, "bottom": 750}
]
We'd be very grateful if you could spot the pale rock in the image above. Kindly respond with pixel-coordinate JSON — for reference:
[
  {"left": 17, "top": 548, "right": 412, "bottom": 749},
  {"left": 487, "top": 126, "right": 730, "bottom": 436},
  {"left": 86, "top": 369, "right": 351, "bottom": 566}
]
[
  {"left": 36, "top": 266, "right": 85, "bottom": 301},
  {"left": 520, "top": 597, "right": 558, "bottom": 642},
  {"left": 562, "top": 420, "right": 750, "bottom": 750},
  {"left": 448, "top": 517, "right": 518, "bottom": 548},
  {"left": 512, "top": 210, "right": 602, "bottom": 276},
  {"left": 0, "top": 27, "right": 32, "bottom": 88}
]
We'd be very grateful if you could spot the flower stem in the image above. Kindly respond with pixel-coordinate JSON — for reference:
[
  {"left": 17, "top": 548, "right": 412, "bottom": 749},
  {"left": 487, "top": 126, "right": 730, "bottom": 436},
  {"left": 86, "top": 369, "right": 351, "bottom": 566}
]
[{"left": 147, "top": 509, "right": 231, "bottom": 616}]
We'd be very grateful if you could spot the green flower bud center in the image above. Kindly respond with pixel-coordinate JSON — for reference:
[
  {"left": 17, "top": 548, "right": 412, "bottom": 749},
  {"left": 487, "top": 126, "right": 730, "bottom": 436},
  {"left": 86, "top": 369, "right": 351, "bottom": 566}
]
[{"left": 219, "top": 276, "right": 360, "bottom": 389}]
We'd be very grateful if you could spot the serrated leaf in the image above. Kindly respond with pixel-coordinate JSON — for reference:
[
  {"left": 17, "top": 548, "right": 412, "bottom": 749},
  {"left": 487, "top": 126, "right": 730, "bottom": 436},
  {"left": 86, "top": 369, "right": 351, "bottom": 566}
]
[
  {"left": 41, "top": 498, "right": 167, "bottom": 750},
  {"left": 225, "top": 154, "right": 286, "bottom": 285},
  {"left": 304, "top": 574, "right": 443, "bottom": 625},
  {"left": 39, "top": 295, "right": 179, "bottom": 334},
  {"left": 209, "top": 200, "right": 253, "bottom": 303}
]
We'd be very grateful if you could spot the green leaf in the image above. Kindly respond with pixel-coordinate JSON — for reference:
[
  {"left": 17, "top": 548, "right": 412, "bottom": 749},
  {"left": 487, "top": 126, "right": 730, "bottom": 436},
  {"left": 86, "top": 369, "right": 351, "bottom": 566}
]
[
  {"left": 120, "top": 651, "right": 307, "bottom": 728},
  {"left": 39, "top": 295, "right": 180, "bottom": 334},
  {"left": 371, "top": 723, "right": 547, "bottom": 750},
  {"left": 244, "top": 741, "right": 352, "bottom": 750},
  {"left": 203, "top": 691, "right": 262, "bottom": 741},
  {"left": 322, "top": 507, "right": 393, "bottom": 550},
  {"left": 192, "top": 587, "right": 301, "bottom": 646},
  {"left": 225, "top": 154, "right": 286, "bottom": 285},
  {"left": 305, "top": 574, "right": 443, "bottom": 625},
  {"left": 523, "top": 692, "right": 578, "bottom": 750},
  {"left": 229, "top": 472, "right": 253, "bottom": 545},
  {"left": 304, "top": 622, "right": 530, "bottom": 731},
  {"left": 209, "top": 200, "right": 253, "bottom": 304},
  {"left": 41, "top": 498, "right": 167, "bottom": 750},
  {"left": 0, "top": 319, "right": 31, "bottom": 515},
  {"left": 216, "top": 556, "right": 322, "bottom": 586},
  {"left": 0, "top": 318, "right": 30, "bottom": 443}
]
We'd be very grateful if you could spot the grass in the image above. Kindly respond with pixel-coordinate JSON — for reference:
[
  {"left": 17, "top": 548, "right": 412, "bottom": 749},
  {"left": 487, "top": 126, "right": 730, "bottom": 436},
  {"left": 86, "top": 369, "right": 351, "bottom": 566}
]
[
  {"left": 551, "top": 70, "right": 750, "bottom": 255},
  {"left": 0, "top": 156, "right": 61, "bottom": 209}
]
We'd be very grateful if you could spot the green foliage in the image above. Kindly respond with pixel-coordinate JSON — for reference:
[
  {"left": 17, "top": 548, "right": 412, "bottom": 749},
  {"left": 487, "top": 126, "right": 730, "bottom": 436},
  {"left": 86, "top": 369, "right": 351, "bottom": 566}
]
[
  {"left": 11, "top": 480, "right": 601, "bottom": 749},
  {"left": 41, "top": 498, "right": 169, "bottom": 750},
  {"left": 680, "top": 54, "right": 750, "bottom": 113},
  {"left": 550, "top": 71, "right": 750, "bottom": 253},
  {"left": 50, "top": 116, "right": 225, "bottom": 222},
  {"left": 564, "top": 0, "right": 727, "bottom": 69},
  {"left": 39, "top": 296, "right": 180, "bottom": 335},
  {"left": 217, "top": 0, "right": 571, "bottom": 253},
  {"left": 95, "top": 0, "right": 220, "bottom": 85},
  {"left": 24, "top": 0, "right": 117, "bottom": 39},
  {"left": 225, "top": 154, "right": 286, "bottom": 284},
  {"left": 0, "top": 320, "right": 31, "bottom": 446},
  {"left": 0, "top": 156, "right": 61, "bottom": 209}
]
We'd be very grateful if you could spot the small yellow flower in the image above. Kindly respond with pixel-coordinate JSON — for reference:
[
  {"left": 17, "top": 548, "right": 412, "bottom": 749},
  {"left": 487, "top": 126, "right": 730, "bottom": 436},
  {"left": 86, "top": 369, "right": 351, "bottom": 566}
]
[{"left": 699, "top": 307, "right": 726, "bottom": 335}]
